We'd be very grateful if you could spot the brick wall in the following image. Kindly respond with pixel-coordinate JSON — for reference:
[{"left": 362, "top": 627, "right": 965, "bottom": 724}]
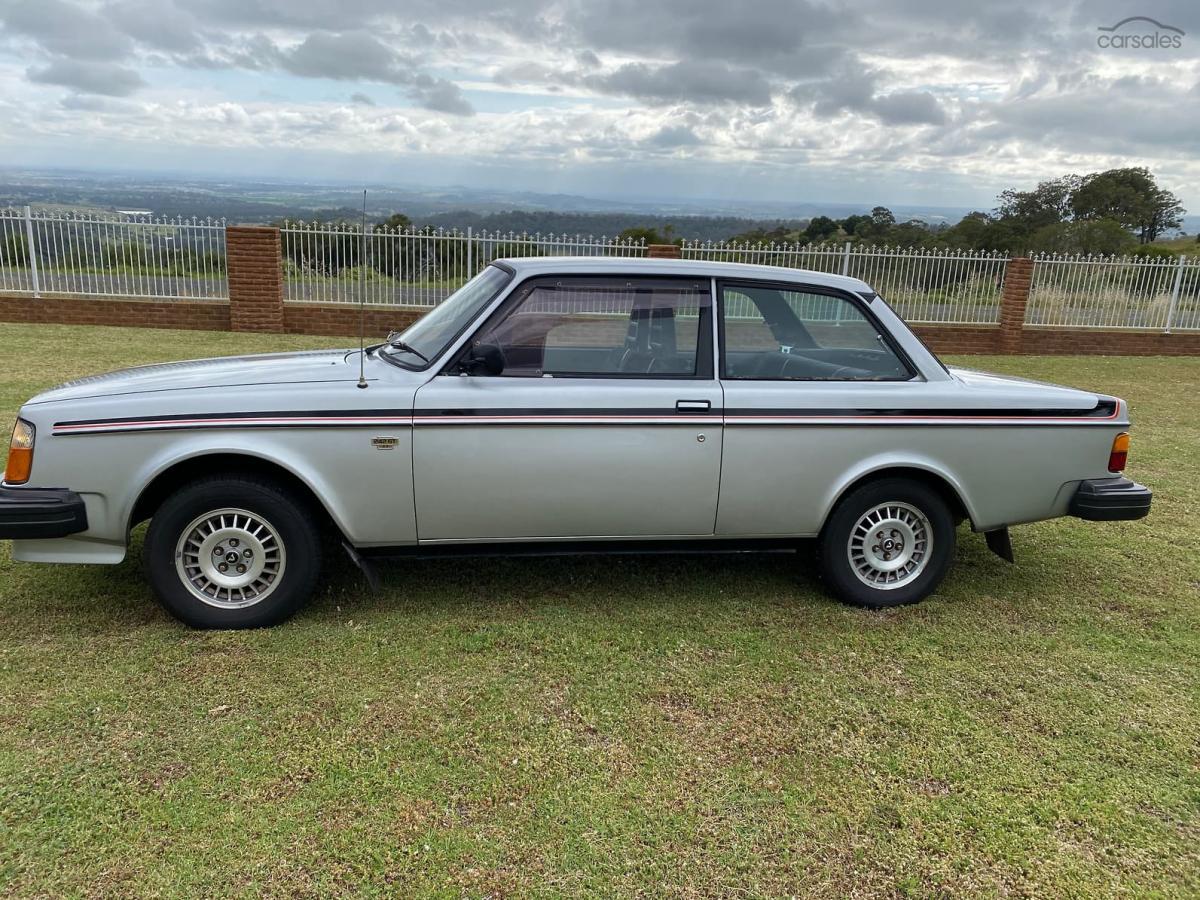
[
  {"left": 0, "top": 292, "right": 230, "bottom": 331},
  {"left": 909, "top": 323, "right": 1200, "bottom": 356},
  {"left": 1019, "top": 327, "right": 1200, "bottom": 356},
  {"left": 2, "top": 232, "right": 1199, "bottom": 357},
  {"left": 911, "top": 324, "right": 1002, "bottom": 355},
  {"left": 998, "top": 257, "right": 1034, "bottom": 353},
  {"left": 226, "top": 226, "right": 285, "bottom": 333},
  {"left": 283, "top": 302, "right": 423, "bottom": 337}
]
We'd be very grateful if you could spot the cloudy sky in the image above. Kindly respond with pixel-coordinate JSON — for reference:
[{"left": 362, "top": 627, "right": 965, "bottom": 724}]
[{"left": 1, "top": 0, "right": 1198, "bottom": 209}]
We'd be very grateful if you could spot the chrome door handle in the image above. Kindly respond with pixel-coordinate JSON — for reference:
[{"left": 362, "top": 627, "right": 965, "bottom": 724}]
[{"left": 676, "top": 399, "right": 711, "bottom": 411}]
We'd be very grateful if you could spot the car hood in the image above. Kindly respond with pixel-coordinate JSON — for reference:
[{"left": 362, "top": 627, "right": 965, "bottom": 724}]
[
  {"left": 947, "top": 365, "right": 1104, "bottom": 409},
  {"left": 27, "top": 349, "right": 358, "bottom": 404}
]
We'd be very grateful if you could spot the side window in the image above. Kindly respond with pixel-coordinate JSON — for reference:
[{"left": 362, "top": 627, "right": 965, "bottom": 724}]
[
  {"left": 721, "top": 285, "right": 910, "bottom": 380},
  {"left": 472, "top": 278, "right": 710, "bottom": 377}
]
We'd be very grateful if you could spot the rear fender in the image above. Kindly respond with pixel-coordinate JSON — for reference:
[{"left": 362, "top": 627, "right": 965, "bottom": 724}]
[{"left": 819, "top": 454, "right": 979, "bottom": 531}]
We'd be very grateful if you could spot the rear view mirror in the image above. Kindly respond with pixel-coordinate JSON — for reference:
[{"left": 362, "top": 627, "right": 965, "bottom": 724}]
[{"left": 465, "top": 343, "right": 504, "bottom": 376}]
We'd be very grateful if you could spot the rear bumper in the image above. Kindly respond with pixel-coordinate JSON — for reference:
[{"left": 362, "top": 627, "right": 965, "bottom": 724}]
[
  {"left": 1069, "top": 477, "right": 1152, "bottom": 521},
  {"left": 0, "top": 485, "right": 89, "bottom": 539}
]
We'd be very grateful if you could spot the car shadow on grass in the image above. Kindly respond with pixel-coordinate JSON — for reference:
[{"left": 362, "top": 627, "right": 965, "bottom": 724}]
[
  {"left": 305, "top": 526, "right": 1016, "bottom": 624},
  {"left": 2, "top": 524, "right": 1034, "bottom": 637}
]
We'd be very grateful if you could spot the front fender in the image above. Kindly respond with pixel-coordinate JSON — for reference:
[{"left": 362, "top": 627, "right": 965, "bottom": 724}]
[
  {"left": 120, "top": 430, "right": 418, "bottom": 546},
  {"left": 124, "top": 441, "right": 348, "bottom": 536}
]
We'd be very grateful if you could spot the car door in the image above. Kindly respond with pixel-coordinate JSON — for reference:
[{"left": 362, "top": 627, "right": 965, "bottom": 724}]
[
  {"left": 412, "top": 274, "right": 722, "bottom": 541},
  {"left": 715, "top": 280, "right": 920, "bottom": 536}
]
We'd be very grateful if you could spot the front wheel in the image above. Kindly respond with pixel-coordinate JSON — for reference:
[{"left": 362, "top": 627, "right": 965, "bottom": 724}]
[
  {"left": 818, "top": 478, "right": 955, "bottom": 609},
  {"left": 144, "top": 476, "right": 322, "bottom": 628}
]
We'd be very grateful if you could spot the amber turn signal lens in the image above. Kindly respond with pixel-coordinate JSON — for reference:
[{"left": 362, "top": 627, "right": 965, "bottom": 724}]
[
  {"left": 4, "top": 419, "right": 34, "bottom": 485},
  {"left": 1108, "top": 432, "right": 1130, "bottom": 473}
]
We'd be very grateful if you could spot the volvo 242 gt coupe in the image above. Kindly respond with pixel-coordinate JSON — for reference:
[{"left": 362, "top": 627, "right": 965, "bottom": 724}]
[{"left": 1, "top": 258, "right": 1151, "bottom": 627}]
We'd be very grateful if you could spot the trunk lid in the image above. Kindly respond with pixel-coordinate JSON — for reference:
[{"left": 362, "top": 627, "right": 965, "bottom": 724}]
[{"left": 947, "top": 365, "right": 1104, "bottom": 410}]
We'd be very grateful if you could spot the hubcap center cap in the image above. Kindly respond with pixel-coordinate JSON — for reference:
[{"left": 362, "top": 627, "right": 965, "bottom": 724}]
[{"left": 198, "top": 528, "right": 267, "bottom": 588}]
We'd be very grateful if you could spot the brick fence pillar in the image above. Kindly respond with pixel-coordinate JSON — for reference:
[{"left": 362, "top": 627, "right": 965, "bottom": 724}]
[
  {"left": 998, "top": 256, "right": 1033, "bottom": 354},
  {"left": 647, "top": 243, "right": 681, "bottom": 259},
  {"left": 227, "top": 225, "right": 285, "bottom": 333}
]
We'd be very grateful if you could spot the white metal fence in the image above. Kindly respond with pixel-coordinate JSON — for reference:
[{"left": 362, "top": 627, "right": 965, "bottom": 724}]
[
  {"left": 2, "top": 210, "right": 1199, "bottom": 332},
  {"left": 0, "top": 207, "right": 227, "bottom": 299},
  {"left": 281, "top": 222, "right": 647, "bottom": 307},
  {"left": 1027, "top": 252, "right": 1200, "bottom": 332},
  {"left": 683, "top": 241, "right": 1009, "bottom": 325}
]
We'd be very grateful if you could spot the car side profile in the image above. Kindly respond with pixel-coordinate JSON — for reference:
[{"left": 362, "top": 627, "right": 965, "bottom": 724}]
[{"left": 0, "top": 258, "right": 1151, "bottom": 628}]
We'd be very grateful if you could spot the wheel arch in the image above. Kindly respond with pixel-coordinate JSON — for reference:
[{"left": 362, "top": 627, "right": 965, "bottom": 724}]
[
  {"left": 129, "top": 451, "right": 345, "bottom": 539},
  {"left": 820, "top": 462, "right": 977, "bottom": 533}
]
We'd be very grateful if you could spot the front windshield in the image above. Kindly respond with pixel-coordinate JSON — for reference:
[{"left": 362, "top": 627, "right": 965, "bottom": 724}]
[{"left": 381, "top": 265, "right": 513, "bottom": 367}]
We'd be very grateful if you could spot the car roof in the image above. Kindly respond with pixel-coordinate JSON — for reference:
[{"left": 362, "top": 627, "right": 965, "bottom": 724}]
[{"left": 491, "top": 256, "right": 874, "bottom": 294}]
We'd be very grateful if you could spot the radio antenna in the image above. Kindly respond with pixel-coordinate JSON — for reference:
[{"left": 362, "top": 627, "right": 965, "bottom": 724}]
[{"left": 356, "top": 189, "right": 369, "bottom": 389}]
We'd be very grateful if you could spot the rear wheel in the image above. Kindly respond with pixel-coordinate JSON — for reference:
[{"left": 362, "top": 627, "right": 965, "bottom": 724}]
[
  {"left": 144, "top": 476, "right": 322, "bottom": 628},
  {"left": 818, "top": 478, "right": 955, "bottom": 609}
]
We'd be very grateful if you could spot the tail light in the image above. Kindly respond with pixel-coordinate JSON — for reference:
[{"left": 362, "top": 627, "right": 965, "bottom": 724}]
[
  {"left": 4, "top": 419, "right": 35, "bottom": 485},
  {"left": 1108, "top": 432, "right": 1130, "bottom": 473}
]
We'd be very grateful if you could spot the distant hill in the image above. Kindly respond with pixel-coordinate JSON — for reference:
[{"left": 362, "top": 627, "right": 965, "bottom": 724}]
[
  {"left": 416, "top": 209, "right": 800, "bottom": 241},
  {"left": 5, "top": 166, "right": 1193, "bottom": 242},
  {"left": 0, "top": 168, "right": 805, "bottom": 241}
]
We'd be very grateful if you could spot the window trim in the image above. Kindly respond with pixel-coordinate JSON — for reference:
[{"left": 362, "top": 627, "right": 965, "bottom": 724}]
[
  {"left": 869, "top": 290, "right": 951, "bottom": 376},
  {"left": 716, "top": 278, "right": 918, "bottom": 382},
  {"left": 379, "top": 262, "right": 515, "bottom": 372},
  {"left": 445, "top": 273, "right": 716, "bottom": 380}
]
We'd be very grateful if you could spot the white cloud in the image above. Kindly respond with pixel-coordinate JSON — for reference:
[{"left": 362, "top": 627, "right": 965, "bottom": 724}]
[{"left": 0, "top": 0, "right": 1196, "bottom": 205}]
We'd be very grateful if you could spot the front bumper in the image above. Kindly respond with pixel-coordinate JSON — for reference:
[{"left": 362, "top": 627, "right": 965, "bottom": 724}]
[
  {"left": 1069, "top": 477, "right": 1152, "bottom": 521},
  {"left": 0, "top": 486, "right": 89, "bottom": 539}
]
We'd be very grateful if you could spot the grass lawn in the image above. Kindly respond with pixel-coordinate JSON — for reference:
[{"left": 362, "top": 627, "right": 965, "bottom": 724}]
[{"left": 0, "top": 322, "right": 1197, "bottom": 897}]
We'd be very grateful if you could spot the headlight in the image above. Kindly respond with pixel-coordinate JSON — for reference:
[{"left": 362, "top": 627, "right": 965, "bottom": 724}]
[{"left": 4, "top": 419, "right": 34, "bottom": 485}]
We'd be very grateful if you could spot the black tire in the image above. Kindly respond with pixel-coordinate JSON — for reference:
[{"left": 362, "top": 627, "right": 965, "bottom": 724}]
[
  {"left": 818, "top": 478, "right": 955, "bottom": 609},
  {"left": 143, "top": 476, "right": 322, "bottom": 628}
]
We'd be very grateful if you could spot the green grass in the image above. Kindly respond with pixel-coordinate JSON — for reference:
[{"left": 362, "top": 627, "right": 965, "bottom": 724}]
[
  {"left": 1152, "top": 235, "right": 1199, "bottom": 254},
  {"left": 0, "top": 322, "right": 1197, "bottom": 897}
]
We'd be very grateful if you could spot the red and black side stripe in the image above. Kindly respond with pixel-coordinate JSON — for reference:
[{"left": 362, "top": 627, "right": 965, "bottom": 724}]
[
  {"left": 52, "top": 400, "right": 1121, "bottom": 435},
  {"left": 52, "top": 410, "right": 414, "bottom": 435}
]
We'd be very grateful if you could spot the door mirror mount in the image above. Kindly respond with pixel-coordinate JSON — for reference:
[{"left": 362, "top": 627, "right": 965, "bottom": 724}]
[{"left": 463, "top": 343, "right": 504, "bottom": 376}]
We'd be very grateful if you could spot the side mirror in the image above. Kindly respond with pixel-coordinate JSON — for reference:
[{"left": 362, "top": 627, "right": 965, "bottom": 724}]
[{"left": 465, "top": 342, "right": 504, "bottom": 376}]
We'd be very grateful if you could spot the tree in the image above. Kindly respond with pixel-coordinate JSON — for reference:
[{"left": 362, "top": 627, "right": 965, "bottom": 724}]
[
  {"left": 1141, "top": 186, "right": 1185, "bottom": 244},
  {"left": 802, "top": 215, "right": 838, "bottom": 243},
  {"left": 839, "top": 214, "right": 869, "bottom": 236},
  {"left": 375, "top": 212, "right": 412, "bottom": 232},
  {"left": 869, "top": 206, "right": 895, "bottom": 228},
  {"left": 1132, "top": 244, "right": 1178, "bottom": 260},
  {"left": 995, "top": 175, "right": 1080, "bottom": 232},
  {"left": 941, "top": 211, "right": 993, "bottom": 249},
  {"left": 889, "top": 220, "right": 937, "bottom": 247},
  {"left": 939, "top": 211, "right": 1036, "bottom": 253},
  {"left": 1027, "top": 218, "right": 1136, "bottom": 256},
  {"left": 1069, "top": 167, "right": 1184, "bottom": 244},
  {"left": 618, "top": 225, "right": 678, "bottom": 245},
  {"left": 725, "top": 225, "right": 795, "bottom": 244},
  {"left": 855, "top": 207, "right": 897, "bottom": 242}
]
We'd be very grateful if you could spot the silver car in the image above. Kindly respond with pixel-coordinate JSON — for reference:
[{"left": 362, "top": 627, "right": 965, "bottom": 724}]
[{"left": 0, "top": 258, "right": 1151, "bottom": 628}]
